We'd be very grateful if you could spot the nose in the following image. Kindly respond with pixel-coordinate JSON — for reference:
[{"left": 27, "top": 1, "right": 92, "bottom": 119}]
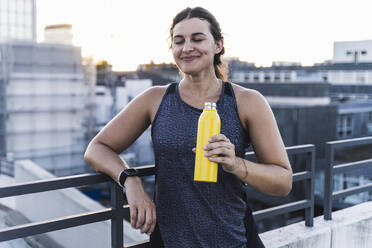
[{"left": 183, "top": 40, "right": 194, "bottom": 52}]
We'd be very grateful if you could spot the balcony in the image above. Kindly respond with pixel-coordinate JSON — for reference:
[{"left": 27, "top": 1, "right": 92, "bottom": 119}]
[{"left": 0, "top": 137, "right": 372, "bottom": 247}]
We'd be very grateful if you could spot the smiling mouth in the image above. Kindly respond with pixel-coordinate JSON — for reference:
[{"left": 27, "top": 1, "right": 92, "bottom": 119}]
[{"left": 182, "top": 56, "right": 198, "bottom": 62}]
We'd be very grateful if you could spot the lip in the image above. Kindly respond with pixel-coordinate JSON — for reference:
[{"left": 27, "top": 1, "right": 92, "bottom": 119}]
[{"left": 182, "top": 56, "right": 198, "bottom": 62}]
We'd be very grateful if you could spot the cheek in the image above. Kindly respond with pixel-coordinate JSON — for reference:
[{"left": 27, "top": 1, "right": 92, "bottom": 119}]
[{"left": 172, "top": 47, "right": 181, "bottom": 58}]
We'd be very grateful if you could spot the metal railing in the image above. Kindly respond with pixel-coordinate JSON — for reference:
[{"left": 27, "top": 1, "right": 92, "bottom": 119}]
[
  {"left": 324, "top": 136, "right": 372, "bottom": 220},
  {"left": 124, "top": 144, "right": 316, "bottom": 247},
  {"left": 246, "top": 144, "right": 315, "bottom": 227},
  {"left": 0, "top": 144, "right": 315, "bottom": 247},
  {"left": 0, "top": 173, "right": 125, "bottom": 247}
]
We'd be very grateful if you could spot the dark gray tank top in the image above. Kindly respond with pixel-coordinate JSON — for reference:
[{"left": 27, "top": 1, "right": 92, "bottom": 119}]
[{"left": 151, "top": 82, "right": 264, "bottom": 247}]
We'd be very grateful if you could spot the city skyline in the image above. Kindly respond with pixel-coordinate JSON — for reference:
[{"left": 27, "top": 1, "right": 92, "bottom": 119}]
[{"left": 36, "top": 0, "right": 372, "bottom": 71}]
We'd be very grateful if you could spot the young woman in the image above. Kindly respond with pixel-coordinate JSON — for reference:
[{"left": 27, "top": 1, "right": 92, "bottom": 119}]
[{"left": 84, "top": 7, "right": 292, "bottom": 248}]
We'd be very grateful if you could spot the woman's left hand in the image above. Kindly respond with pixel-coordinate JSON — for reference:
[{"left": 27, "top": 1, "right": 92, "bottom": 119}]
[{"left": 193, "top": 134, "right": 238, "bottom": 174}]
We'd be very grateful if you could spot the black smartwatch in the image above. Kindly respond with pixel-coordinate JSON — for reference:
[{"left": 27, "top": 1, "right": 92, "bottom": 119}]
[{"left": 118, "top": 168, "right": 138, "bottom": 188}]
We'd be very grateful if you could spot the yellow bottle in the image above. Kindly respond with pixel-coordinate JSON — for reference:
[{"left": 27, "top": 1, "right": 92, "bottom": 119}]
[{"left": 194, "top": 102, "right": 221, "bottom": 183}]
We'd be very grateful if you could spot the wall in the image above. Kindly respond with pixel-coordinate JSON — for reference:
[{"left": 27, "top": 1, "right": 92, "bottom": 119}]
[{"left": 260, "top": 200, "right": 372, "bottom": 248}]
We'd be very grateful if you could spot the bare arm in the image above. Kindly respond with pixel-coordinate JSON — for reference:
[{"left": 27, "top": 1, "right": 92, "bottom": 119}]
[
  {"left": 84, "top": 85, "right": 166, "bottom": 235},
  {"left": 205, "top": 87, "right": 292, "bottom": 196},
  {"left": 84, "top": 91, "right": 151, "bottom": 181}
]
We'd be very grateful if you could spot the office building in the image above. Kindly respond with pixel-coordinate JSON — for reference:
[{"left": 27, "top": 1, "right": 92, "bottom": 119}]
[
  {"left": 229, "top": 40, "right": 372, "bottom": 85},
  {"left": 0, "top": 41, "right": 87, "bottom": 176},
  {"left": 0, "top": 0, "right": 36, "bottom": 42}
]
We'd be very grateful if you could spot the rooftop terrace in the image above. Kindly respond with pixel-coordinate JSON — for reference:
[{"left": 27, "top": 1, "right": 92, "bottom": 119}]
[{"left": 0, "top": 136, "right": 371, "bottom": 247}]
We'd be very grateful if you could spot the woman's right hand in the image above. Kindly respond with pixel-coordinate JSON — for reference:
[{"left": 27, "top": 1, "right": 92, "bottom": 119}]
[{"left": 125, "top": 177, "right": 156, "bottom": 235}]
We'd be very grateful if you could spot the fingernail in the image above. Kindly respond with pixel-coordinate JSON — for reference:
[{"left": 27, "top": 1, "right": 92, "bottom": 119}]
[
  {"left": 208, "top": 138, "right": 212, "bottom": 142},
  {"left": 205, "top": 152, "right": 209, "bottom": 156},
  {"left": 203, "top": 145, "right": 207, "bottom": 150}
]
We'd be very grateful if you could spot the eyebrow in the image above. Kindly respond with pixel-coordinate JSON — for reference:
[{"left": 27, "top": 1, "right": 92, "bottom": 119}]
[{"left": 173, "top": 32, "right": 207, "bottom": 39}]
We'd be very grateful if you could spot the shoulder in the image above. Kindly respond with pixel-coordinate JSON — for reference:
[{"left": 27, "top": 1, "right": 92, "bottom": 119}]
[
  {"left": 230, "top": 83, "right": 268, "bottom": 109},
  {"left": 141, "top": 84, "right": 170, "bottom": 99},
  {"left": 138, "top": 84, "right": 172, "bottom": 123},
  {"left": 132, "top": 84, "right": 170, "bottom": 108},
  {"left": 230, "top": 82, "right": 272, "bottom": 125}
]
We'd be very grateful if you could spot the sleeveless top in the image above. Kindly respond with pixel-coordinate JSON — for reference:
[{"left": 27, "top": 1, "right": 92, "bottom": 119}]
[{"left": 150, "top": 82, "right": 265, "bottom": 248}]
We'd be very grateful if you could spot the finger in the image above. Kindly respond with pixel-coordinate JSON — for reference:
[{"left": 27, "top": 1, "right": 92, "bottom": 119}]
[
  {"left": 130, "top": 206, "right": 138, "bottom": 229},
  {"left": 141, "top": 207, "right": 152, "bottom": 234},
  {"left": 148, "top": 206, "right": 157, "bottom": 234},
  {"left": 208, "top": 134, "right": 227, "bottom": 143},
  {"left": 205, "top": 147, "right": 233, "bottom": 157},
  {"left": 136, "top": 207, "right": 145, "bottom": 229},
  {"left": 204, "top": 141, "right": 234, "bottom": 151},
  {"left": 192, "top": 147, "right": 196, "bottom": 153}
]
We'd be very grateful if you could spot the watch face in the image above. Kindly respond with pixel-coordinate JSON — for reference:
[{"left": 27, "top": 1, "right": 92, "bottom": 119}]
[{"left": 125, "top": 168, "right": 137, "bottom": 176}]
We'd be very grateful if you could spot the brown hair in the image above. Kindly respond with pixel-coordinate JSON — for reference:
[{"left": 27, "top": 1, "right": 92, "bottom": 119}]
[{"left": 170, "top": 7, "right": 228, "bottom": 81}]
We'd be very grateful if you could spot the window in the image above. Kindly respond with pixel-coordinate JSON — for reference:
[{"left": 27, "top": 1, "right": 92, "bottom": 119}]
[
  {"left": 284, "top": 73, "right": 291, "bottom": 81},
  {"left": 346, "top": 51, "right": 352, "bottom": 55},
  {"left": 361, "top": 50, "right": 367, "bottom": 55},
  {"left": 274, "top": 74, "right": 281, "bottom": 82},
  {"left": 264, "top": 75, "right": 271, "bottom": 82},
  {"left": 253, "top": 74, "right": 259, "bottom": 82},
  {"left": 336, "top": 114, "right": 353, "bottom": 138},
  {"left": 244, "top": 74, "right": 250, "bottom": 81}
]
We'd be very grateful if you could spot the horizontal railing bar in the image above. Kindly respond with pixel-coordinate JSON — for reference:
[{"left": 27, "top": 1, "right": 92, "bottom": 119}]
[
  {"left": 333, "top": 159, "right": 372, "bottom": 174},
  {"left": 253, "top": 200, "right": 310, "bottom": 221},
  {"left": 0, "top": 208, "right": 119, "bottom": 242},
  {"left": 285, "top": 144, "right": 315, "bottom": 156},
  {"left": 333, "top": 182, "right": 372, "bottom": 200},
  {"left": 0, "top": 165, "right": 156, "bottom": 199},
  {"left": 293, "top": 171, "right": 312, "bottom": 182},
  {"left": 0, "top": 173, "right": 111, "bottom": 198},
  {"left": 133, "top": 165, "right": 156, "bottom": 177},
  {"left": 246, "top": 144, "right": 315, "bottom": 157},
  {"left": 125, "top": 239, "right": 151, "bottom": 248},
  {"left": 327, "top": 136, "right": 372, "bottom": 148}
]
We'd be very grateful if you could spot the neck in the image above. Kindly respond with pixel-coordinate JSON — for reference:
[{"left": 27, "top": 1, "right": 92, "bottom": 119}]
[{"left": 180, "top": 70, "right": 222, "bottom": 98}]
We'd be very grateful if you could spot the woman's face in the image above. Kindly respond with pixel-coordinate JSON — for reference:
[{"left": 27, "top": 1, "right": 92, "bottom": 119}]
[{"left": 171, "top": 18, "right": 222, "bottom": 76}]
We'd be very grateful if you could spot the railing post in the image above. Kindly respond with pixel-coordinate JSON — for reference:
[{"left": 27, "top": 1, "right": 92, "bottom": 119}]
[
  {"left": 111, "top": 182, "right": 124, "bottom": 248},
  {"left": 324, "top": 143, "right": 334, "bottom": 220},
  {"left": 305, "top": 147, "right": 315, "bottom": 227}
]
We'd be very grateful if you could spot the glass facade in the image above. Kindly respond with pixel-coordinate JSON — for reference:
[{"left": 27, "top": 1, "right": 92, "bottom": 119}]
[{"left": 0, "top": 0, "right": 35, "bottom": 41}]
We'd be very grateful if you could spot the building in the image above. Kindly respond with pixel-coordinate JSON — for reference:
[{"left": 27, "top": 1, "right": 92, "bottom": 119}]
[
  {"left": 95, "top": 69, "right": 173, "bottom": 167},
  {"left": 0, "top": 0, "right": 36, "bottom": 42},
  {"left": 333, "top": 40, "right": 372, "bottom": 64},
  {"left": 82, "top": 56, "right": 97, "bottom": 149},
  {"left": 239, "top": 82, "right": 372, "bottom": 207},
  {"left": 137, "top": 61, "right": 181, "bottom": 82},
  {"left": 229, "top": 40, "right": 372, "bottom": 85},
  {"left": 0, "top": 41, "right": 88, "bottom": 176},
  {"left": 43, "top": 24, "right": 73, "bottom": 45},
  {"left": 0, "top": 78, "right": 6, "bottom": 158}
]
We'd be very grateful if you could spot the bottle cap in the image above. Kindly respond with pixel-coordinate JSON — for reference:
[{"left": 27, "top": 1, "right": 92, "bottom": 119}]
[{"left": 204, "top": 102, "right": 217, "bottom": 110}]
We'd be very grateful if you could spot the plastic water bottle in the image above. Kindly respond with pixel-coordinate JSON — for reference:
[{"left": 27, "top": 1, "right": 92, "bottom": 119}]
[{"left": 194, "top": 102, "right": 221, "bottom": 182}]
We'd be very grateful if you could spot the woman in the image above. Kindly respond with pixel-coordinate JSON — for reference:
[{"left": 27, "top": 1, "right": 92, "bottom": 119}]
[{"left": 84, "top": 7, "right": 292, "bottom": 248}]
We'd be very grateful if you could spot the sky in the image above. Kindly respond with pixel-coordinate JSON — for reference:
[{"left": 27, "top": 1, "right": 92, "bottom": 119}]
[{"left": 36, "top": 0, "right": 372, "bottom": 71}]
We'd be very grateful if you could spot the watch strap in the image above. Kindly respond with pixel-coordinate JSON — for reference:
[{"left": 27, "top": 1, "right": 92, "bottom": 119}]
[{"left": 117, "top": 170, "right": 126, "bottom": 188}]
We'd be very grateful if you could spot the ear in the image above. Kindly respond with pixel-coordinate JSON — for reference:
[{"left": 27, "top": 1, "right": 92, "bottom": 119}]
[{"left": 215, "top": 39, "right": 224, "bottom": 54}]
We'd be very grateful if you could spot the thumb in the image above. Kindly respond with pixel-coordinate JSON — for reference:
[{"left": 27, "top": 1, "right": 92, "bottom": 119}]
[{"left": 192, "top": 148, "right": 196, "bottom": 153}]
